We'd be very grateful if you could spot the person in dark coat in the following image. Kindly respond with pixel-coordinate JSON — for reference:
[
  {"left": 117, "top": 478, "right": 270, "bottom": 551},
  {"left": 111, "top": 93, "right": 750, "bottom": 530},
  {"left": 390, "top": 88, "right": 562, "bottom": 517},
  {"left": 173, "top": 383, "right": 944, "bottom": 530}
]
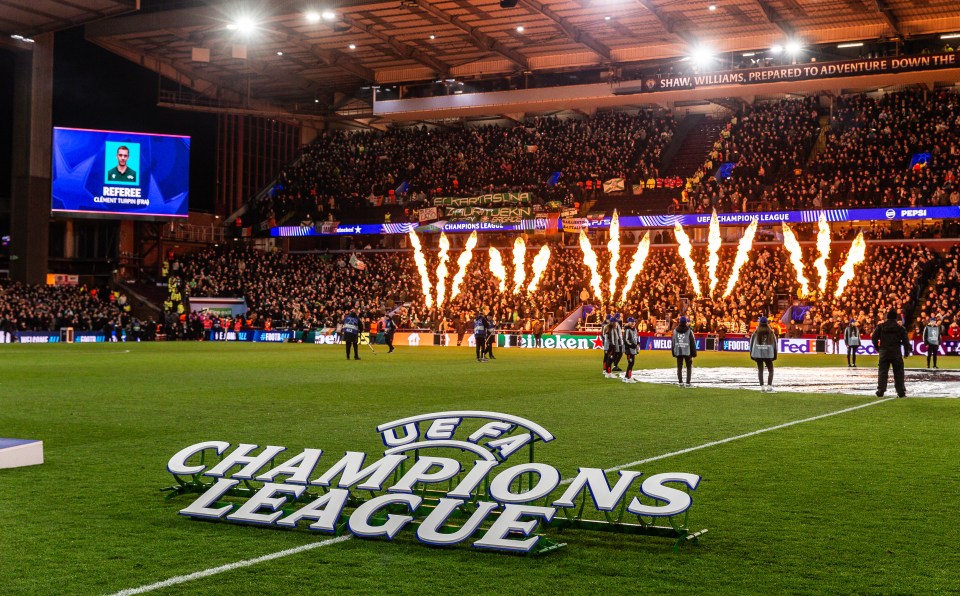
[
  {"left": 342, "top": 312, "right": 360, "bottom": 360},
  {"left": 622, "top": 317, "right": 640, "bottom": 383},
  {"left": 383, "top": 315, "right": 396, "bottom": 353},
  {"left": 671, "top": 316, "right": 697, "bottom": 387},
  {"left": 871, "top": 309, "right": 912, "bottom": 398}
]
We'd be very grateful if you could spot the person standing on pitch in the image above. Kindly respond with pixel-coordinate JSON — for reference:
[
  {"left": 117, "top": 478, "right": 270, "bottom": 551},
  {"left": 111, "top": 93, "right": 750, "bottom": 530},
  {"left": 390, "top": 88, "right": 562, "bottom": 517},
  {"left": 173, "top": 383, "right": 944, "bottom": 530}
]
[
  {"left": 749, "top": 316, "right": 778, "bottom": 392},
  {"left": 622, "top": 317, "right": 639, "bottom": 383},
  {"left": 871, "top": 309, "right": 912, "bottom": 398},
  {"left": 923, "top": 317, "right": 943, "bottom": 369},
  {"left": 844, "top": 319, "right": 861, "bottom": 367},
  {"left": 611, "top": 314, "right": 625, "bottom": 372},
  {"left": 482, "top": 314, "right": 497, "bottom": 360},
  {"left": 342, "top": 311, "right": 361, "bottom": 360},
  {"left": 474, "top": 311, "right": 489, "bottom": 362},
  {"left": 383, "top": 314, "right": 396, "bottom": 354},
  {"left": 601, "top": 315, "right": 616, "bottom": 377},
  {"left": 455, "top": 316, "right": 465, "bottom": 346},
  {"left": 672, "top": 316, "right": 697, "bottom": 387}
]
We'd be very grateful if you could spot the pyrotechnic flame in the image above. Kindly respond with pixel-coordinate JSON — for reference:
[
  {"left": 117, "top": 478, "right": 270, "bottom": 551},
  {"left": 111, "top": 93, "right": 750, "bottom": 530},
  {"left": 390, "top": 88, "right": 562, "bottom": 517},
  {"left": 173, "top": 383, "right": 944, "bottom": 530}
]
[
  {"left": 834, "top": 231, "right": 866, "bottom": 298},
  {"left": 408, "top": 230, "right": 433, "bottom": 308},
  {"left": 449, "top": 231, "right": 478, "bottom": 300},
  {"left": 607, "top": 210, "right": 621, "bottom": 298},
  {"left": 526, "top": 245, "right": 551, "bottom": 293},
  {"left": 488, "top": 246, "right": 507, "bottom": 293},
  {"left": 512, "top": 236, "right": 527, "bottom": 294},
  {"left": 578, "top": 230, "right": 604, "bottom": 300},
  {"left": 620, "top": 231, "right": 651, "bottom": 303},
  {"left": 674, "top": 222, "right": 702, "bottom": 298},
  {"left": 814, "top": 212, "right": 831, "bottom": 294},
  {"left": 721, "top": 220, "right": 758, "bottom": 298},
  {"left": 435, "top": 232, "right": 451, "bottom": 308},
  {"left": 781, "top": 223, "right": 810, "bottom": 297},
  {"left": 707, "top": 209, "right": 722, "bottom": 296}
]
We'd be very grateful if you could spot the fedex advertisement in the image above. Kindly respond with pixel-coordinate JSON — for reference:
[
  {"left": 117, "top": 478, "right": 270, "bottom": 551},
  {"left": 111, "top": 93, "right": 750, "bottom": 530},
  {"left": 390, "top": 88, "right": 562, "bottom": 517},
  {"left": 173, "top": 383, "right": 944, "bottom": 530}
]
[{"left": 52, "top": 127, "right": 190, "bottom": 219}]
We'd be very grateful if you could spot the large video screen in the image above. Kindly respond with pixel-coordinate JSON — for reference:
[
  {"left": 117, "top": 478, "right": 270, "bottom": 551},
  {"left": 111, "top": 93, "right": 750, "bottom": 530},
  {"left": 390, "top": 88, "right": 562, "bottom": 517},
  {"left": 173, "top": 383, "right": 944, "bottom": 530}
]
[{"left": 52, "top": 127, "right": 190, "bottom": 219}]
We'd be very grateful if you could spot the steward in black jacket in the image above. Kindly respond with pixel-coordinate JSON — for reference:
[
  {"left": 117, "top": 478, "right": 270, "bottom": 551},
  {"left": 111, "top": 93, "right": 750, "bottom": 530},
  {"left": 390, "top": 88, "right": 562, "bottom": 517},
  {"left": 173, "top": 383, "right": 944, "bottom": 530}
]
[{"left": 871, "top": 310, "right": 912, "bottom": 398}]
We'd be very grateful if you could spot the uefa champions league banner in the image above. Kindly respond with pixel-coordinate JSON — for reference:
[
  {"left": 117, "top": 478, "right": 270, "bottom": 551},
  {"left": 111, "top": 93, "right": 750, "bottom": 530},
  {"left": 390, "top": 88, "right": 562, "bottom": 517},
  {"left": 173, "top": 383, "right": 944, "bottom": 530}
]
[
  {"left": 272, "top": 206, "right": 960, "bottom": 237},
  {"left": 164, "top": 411, "right": 703, "bottom": 554}
]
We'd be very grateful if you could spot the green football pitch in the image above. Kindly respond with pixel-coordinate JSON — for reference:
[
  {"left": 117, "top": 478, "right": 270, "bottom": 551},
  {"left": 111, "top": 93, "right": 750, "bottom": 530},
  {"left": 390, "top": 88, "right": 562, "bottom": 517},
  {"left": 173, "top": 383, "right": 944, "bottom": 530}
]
[{"left": 2, "top": 343, "right": 959, "bottom": 595}]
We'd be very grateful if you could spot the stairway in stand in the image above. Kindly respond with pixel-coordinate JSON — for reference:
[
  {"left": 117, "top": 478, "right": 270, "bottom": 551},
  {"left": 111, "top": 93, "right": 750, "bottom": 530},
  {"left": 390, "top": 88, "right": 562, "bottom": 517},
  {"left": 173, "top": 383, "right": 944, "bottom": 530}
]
[{"left": 662, "top": 116, "right": 724, "bottom": 180}]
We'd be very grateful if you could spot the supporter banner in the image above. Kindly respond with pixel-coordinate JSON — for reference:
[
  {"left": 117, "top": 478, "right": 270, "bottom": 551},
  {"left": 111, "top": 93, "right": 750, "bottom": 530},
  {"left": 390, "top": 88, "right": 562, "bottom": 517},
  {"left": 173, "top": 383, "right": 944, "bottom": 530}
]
[
  {"left": 418, "top": 207, "right": 439, "bottom": 222},
  {"left": 603, "top": 178, "right": 625, "bottom": 194},
  {"left": 577, "top": 205, "right": 960, "bottom": 232},
  {"left": 433, "top": 192, "right": 531, "bottom": 207},
  {"left": 446, "top": 206, "right": 534, "bottom": 223},
  {"left": 626, "top": 51, "right": 960, "bottom": 93},
  {"left": 273, "top": 205, "right": 960, "bottom": 237},
  {"left": 562, "top": 218, "right": 590, "bottom": 232},
  {"left": 46, "top": 274, "right": 79, "bottom": 286}
]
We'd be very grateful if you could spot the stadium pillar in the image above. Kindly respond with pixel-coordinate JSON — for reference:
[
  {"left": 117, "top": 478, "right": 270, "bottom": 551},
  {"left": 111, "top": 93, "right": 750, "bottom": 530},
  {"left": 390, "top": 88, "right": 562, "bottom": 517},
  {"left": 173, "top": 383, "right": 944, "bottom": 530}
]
[{"left": 9, "top": 32, "right": 52, "bottom": 285}]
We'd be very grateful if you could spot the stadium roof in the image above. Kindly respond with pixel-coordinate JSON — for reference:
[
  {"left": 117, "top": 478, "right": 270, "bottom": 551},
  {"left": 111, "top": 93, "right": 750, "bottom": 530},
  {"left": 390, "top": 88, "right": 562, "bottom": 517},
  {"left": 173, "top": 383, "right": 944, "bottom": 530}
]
[
  {"left": 84, "top": 0, "right": 960, "bottom": 111},
  {"left": 0, "top": 0, "right": 137, "bottom": 41}
]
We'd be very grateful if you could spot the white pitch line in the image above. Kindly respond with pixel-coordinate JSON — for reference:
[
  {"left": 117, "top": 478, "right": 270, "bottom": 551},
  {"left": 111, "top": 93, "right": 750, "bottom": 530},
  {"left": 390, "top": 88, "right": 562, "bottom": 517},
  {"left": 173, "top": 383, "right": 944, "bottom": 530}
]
[
  {"left": 586, "top": 397, "right": 895, "bottom": 479},
  {"left": 113, "top": 398, "right": 892, "bottom": 593},
  {"left": 106, "top": 535, "right": 352, "bottom": 596}
]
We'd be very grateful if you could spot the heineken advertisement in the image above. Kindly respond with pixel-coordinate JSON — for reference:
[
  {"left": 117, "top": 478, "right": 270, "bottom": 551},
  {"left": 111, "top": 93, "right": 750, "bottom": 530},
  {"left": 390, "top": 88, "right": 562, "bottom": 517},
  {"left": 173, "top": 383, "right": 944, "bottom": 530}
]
[
  {"left": 164, "top": 411, "right": 703, "bottom": 554},
  {"left": 433, "top": 192, "right": 531, "bottom": 207},
  {"left": 623, "top": 51, "right": 960, "bottom": 94},
  {"left": 446, "top": 205, "right": 534, "bottom": 223},
  {"left": 271, "top": 205, "right": 960, "bottom": 237}
]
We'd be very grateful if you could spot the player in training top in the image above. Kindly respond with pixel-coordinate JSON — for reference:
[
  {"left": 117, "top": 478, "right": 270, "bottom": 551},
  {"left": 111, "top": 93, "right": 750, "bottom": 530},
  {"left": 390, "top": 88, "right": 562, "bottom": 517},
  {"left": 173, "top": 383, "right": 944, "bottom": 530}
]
[{"left": 107, "top": 146, "right": 137, "bottom": 183}]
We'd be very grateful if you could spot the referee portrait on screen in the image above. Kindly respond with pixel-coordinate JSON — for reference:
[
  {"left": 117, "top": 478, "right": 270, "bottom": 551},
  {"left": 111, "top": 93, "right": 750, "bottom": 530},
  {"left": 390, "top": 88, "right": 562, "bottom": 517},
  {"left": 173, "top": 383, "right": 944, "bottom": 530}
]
[{"left": 107, "top": 146, "right": 137, "bottom": 183}]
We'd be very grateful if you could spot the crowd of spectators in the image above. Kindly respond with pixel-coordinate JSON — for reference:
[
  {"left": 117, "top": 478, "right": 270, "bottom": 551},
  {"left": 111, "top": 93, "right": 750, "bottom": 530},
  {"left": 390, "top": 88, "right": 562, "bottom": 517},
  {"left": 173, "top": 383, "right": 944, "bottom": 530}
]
[
  {"left": 154, "top": 230, "right": 942, "bottom": 341},
  {"left": 920, "top": 244, "right": 960, "bottom": 339},
  {"left": 1, "top": 232, "right": 948, "bottom": 340},
  {"left": 249, "top": 110, "right": 675, "bottom": 225},
  {"left": 246, "top": 89, "right": 960, "bottom": 228},
  {"left": 686, "top": 98, "right": 821, "bottom": 213},
  {"left": 683, "top": 90, "right": 960, "bottom": 214},
  {"left": 0, "top": 282, "right": 141, "bottom": 336}
]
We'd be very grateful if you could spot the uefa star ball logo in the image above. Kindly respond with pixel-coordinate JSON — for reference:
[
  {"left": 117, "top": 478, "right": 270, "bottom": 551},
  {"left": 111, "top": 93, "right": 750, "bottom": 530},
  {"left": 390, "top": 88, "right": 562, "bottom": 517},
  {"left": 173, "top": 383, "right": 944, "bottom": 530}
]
[{"left": 164, "top": 411, "right": 704, "bottom": 554}]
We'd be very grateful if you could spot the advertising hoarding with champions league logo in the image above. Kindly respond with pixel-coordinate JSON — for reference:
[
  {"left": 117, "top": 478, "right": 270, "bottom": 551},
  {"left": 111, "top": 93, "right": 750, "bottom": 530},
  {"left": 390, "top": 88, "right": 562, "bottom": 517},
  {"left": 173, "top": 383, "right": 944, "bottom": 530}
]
[{"left": 164, "top": 412, "right": 704, "bottom": 554}]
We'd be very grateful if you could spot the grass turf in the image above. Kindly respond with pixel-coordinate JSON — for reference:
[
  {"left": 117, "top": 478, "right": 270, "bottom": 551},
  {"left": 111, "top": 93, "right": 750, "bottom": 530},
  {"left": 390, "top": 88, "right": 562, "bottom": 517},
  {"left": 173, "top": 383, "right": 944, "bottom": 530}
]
[{"left": 1, "top": 343, "right": 958, "bottom": 595}]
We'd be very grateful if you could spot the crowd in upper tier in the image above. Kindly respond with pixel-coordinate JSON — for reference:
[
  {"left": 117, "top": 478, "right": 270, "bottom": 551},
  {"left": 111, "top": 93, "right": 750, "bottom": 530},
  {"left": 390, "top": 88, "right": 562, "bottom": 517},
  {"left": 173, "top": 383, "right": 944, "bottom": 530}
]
[
  {"left": 246, "top": 89, "right": 960, "bottom": 228},
  {"left": 251, "top": 110, "right": 675, "bottom": 226},
  {"left": 685, "top": 91, "right": 960, "bottom": 214}
]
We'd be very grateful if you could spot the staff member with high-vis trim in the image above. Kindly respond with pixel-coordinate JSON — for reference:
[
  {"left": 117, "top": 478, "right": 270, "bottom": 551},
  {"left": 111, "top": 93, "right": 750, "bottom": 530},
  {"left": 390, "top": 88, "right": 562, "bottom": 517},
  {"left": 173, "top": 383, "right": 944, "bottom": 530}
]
[{"left": 342, "top": 312, "right": 361, "bottom": 360}]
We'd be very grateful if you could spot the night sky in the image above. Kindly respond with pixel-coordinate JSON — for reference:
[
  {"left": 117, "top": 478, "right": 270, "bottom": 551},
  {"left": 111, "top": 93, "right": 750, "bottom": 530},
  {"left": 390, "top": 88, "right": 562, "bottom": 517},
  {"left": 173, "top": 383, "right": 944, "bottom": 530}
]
[{"left": 0, "top": 27, "right": 217, "bottom": 214}]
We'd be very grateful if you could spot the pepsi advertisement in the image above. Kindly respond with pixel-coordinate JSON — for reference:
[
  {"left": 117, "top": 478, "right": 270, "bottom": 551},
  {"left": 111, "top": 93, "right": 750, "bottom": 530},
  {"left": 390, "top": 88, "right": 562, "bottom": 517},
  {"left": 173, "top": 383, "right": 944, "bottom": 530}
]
[{"left": 52, "top": 127, "right": 190, "bottom": 219}]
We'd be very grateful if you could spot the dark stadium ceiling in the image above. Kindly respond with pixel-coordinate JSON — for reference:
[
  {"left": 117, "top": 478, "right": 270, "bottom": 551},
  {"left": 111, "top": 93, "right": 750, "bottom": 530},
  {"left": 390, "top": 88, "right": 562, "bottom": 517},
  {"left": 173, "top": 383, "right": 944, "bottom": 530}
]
[
  {"left": 82, "top": 0, "right": 960, "bottom": 112},
  {"left": 0, "top": 0, "right": 138, "bottom": 42}
]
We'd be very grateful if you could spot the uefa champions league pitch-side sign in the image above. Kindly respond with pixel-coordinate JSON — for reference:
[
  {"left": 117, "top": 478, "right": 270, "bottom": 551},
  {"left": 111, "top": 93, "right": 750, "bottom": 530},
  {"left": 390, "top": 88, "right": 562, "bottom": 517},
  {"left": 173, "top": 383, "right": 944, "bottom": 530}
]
[{"left": 163, "top": 411, "right": 705, "bottom": 555}]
